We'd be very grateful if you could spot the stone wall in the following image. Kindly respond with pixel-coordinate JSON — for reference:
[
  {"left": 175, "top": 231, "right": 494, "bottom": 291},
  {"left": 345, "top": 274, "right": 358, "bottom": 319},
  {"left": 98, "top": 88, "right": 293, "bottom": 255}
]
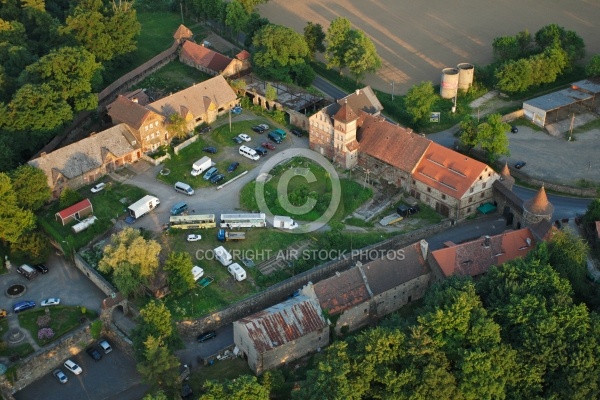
[
  {"left": 176, "top": 219, "right": 452, "bottom": 337},
  {"left": 173, "top": 135, "right": 199, "bottom": 155},
  {"left": 141, "top": 152, "right": 171, "bottom": 166},
  {"left": 73, "top": 254, "right": 116, "bottom": 296},
  {"left": 3, "top": 324, "right": 94, "bottom": 394},
  {"left": 501, "top": 109, "right": 524, "bottom": 122}
]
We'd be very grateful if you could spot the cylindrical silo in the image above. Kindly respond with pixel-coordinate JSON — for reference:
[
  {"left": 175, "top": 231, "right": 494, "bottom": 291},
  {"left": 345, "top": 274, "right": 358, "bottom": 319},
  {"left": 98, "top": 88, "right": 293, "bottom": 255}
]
[
  {"left": 440, "top": 68, "right": 459, "bottom": 99},
  {"left": 457, "top": 63, "right": 474, "bottom": 90}
]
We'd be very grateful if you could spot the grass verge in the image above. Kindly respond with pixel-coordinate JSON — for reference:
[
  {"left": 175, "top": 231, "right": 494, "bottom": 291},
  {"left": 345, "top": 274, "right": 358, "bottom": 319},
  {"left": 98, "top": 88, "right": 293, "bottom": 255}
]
[{"left": 18, "top": 306, "right": 97, "bottom": 346}]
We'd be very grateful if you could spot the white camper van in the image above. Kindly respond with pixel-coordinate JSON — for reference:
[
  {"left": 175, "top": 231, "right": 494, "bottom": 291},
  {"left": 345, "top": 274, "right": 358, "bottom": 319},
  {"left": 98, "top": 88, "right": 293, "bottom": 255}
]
[
  {"left": 214, "top": 246, "right": 232, "bottom": 266},
  {"left": 191, "top": 266, "right": 204, "bottom": 282},
  {"left": 273, "top": 215, "right": 298, "bottom": 230},
  {"left": 227, "top": 263, "right": 246, "bottom": 281}
]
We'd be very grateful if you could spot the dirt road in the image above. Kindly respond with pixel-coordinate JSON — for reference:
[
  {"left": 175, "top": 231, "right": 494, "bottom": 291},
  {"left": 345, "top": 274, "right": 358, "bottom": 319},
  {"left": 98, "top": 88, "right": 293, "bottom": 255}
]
[{"left": 258, "top": 0, "right": 600, "bottom": 95}]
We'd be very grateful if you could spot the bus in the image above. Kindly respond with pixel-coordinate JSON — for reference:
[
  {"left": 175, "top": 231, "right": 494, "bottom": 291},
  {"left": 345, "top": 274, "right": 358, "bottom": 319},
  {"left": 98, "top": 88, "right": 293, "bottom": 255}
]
[
  {"left": 169, "top": 214, "right": 216, "bottom": 230},
  {"left": 220, "top": 213, "right": 267, "bottom": 228}
]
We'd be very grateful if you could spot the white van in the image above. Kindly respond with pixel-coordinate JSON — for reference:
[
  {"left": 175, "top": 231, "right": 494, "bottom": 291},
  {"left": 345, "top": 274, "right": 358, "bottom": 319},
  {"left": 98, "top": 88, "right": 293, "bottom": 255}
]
[
  {"left": 174, "top": 181, "right": 194, "bottom": 196},
  {"left": 239, "top": 145, "right": 259, "bottom": 161},
  {"left": 227, "top": 263, "right": 246, "bottom": 281}
]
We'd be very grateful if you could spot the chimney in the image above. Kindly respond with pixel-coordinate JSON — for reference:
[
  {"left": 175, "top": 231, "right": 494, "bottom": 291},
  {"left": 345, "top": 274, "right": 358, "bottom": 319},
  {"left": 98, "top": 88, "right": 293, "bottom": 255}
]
[
  {"left": 132, "top": 97, "right": 138, "bottom": 103},
  {"left": 40, "top": 152, "right": 47, "bottom": 157},
  {"left": 483, "top": 235, "right": 491, "bottom": 247},
  {"left": 335, "top": 271, "right": 341, "bottom": 277},
  {"left": 355, "top": 89, "right": 360, "bottom": 95},
  {"left": 419, "top": 240, "right": 429, "bottom": 259},
  {"left": 526, "top": 238, "right": 531, "bottom": 246}
]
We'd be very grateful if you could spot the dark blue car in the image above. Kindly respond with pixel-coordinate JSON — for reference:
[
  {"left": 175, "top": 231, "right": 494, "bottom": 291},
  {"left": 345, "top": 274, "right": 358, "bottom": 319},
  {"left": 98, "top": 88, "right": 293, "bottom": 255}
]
[
  {"left": 13, "top": 301, "right": 36, "bottom": 313},
  {"left": 227, "top": 162, "right": 239, "bottom": 173}
]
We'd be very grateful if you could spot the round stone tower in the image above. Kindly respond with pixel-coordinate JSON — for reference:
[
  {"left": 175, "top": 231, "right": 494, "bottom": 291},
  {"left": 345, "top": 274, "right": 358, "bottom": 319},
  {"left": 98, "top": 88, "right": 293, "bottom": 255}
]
[
  {"left": 523, "top": 185, "right": 554, "bottom": 226},
  {"left": 499, "top": 162, "right": 515, "bottom": 190}
]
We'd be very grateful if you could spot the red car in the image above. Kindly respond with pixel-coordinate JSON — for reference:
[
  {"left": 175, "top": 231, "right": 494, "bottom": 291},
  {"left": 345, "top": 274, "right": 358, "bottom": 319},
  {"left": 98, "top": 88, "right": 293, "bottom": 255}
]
[{"left": 262, "top": 141, "right": 275, "bottom": 151}]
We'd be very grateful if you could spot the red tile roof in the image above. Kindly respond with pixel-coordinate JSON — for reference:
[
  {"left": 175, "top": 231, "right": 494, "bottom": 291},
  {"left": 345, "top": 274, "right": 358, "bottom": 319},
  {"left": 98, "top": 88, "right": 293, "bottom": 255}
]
[
  {"left": 413, "top": 142, "right": 491, "bottom": 199},
  {"left": 236, "top": 50, "right": 251, "bottom": 60},
  {"left": 358, "top": 114, "right": 431, "bottom": 172},
  {"left": 56, "top": 199, "right": 93, "bottom": 221},
  {"left": 180, "top": 41, "right": 232, "bottom": 73},
  {"left": 106, "top": 95, "right": 154, "bottom": 130},
  {"left": 334, "top": 101, "right": 358, "bottom": 123},
  {"left": 431, "top": 228, "right": 536, "bottom": 278},
  {"left": 313, "top": 268, "right": 370, "bottom": 315},
  {"left": 236, "top": 296, "right": 327, "bottom": 353},
  {"left": 173, "top": 25, "right": 193, "bottom": 41}
]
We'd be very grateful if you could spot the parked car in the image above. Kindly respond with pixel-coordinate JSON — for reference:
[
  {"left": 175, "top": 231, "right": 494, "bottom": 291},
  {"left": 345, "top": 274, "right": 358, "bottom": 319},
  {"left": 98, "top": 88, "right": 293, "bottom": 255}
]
[
  {"left": 232, "top": 136, "right": 243, "bottom": 144},
  {"left": 203, "top": 146, "right": 217, "bottom": 154},
  {"left": 41, "top": 298, "right": 60, "bottom": 307},
  {"left": 200, "top": 126, "right": 212, "bottom": 134},
  {"left": 261, "top": 141, "right": 275, "bottom": 150},
  {"left": 197, "top": 330, "right": 217, "bottom": 342},
  {"left": 238, "top": 133, "right": 251, "bottom": 142},
  {"left": 515, "top": 161, "right": 526, "bottom": 169},
  {"left": 232, "top": 106, "right": 242, "bottom": 114},
  {"left": 258, "top": 123, "right": 269, "bottom": 130},
  {"left": 291, "top": 129, "right": 303, "bottom": 137},
  {"left": 251, "top": 125, "right": 265, "bottom": 133},
  {"left": 13, "top": 301, "right": 35, "bottom": 313},
  {"left": 203, "top": 166, "right": 218, "bottom": 180},
  {"left": 210, "top": 174, "right": 225, "bottom": 184},
  {"left": 53, "top": 369, "right": 68, "bottom": 384},
  {"left": 254, "top": 146, "right": 267, "bottom": 156},
  {"left": 98, "top": 339, "right": 113, "bottom": 354},
  {"left": 86, "top": 346, "right": 103, "bottom": 361},
  {"left": 33, "top": 264, "right": 48, "bottom": 274},
  {"left": 510, "top": 125, "right": 518, "bottom": 133},
  {"left": 268, "top": 132, "right": 282, "bottom": 144},
  {"left": 227, "top": 162, "right": 239, "bottom": 173},
  {"left": 397, "top": 204, "right": 420, "bottom": 218},
  {"left": 187, "top": 234, "right": 202, "bottom": 242},
  {"left": 64, "top": 359, "right": 82, "bottom": 375},
  {"left": 90, "top": 182, "right": 106, "bottom": 193}
]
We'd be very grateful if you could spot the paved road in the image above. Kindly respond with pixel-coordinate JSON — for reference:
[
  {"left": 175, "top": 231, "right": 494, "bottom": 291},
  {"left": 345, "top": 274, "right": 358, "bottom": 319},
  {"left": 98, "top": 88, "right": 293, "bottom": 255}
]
[
  {"left": 313, "top": 76, "right": 347, "bottom": 101},
  {"left": 513, "top": 185, "right": 592, "bottom": 221}
]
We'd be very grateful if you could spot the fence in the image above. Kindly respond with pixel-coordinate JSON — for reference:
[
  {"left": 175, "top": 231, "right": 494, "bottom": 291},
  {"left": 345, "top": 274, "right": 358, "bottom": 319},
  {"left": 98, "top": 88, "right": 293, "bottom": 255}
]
[
  {"left": 141, "top": 152, "right": 171, "bottom": 166},
  {"left": 173, "top": 135, "right": 199, "bottom": 155}
]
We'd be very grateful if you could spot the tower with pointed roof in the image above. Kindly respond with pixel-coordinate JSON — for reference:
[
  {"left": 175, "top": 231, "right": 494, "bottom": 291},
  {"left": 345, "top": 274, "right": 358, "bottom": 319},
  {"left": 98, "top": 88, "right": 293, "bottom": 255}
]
[
  {"left": 332, "top": 100, "right": 360, "bottom": 168},
  {"left": 499, "top": 162, "right": 515, "bottom": 190},
  {"left": 523, "top": 185, "right": 554, "bottom": 226}
]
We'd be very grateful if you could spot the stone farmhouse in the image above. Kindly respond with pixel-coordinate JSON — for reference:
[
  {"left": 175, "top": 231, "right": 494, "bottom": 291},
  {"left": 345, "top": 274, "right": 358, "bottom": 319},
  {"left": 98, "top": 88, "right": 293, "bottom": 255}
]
[
  {"left": 309, "top": 88, "right": 499, "bottom": 220},
  {"left": 29, "top": 124, "right": 141, "bottom": 198},
  {"left": 302, "top": 240, "right": 430, "bottom": 335},
  {"left": 179, "top": 40, "right": 251, "bottom": 78},
  {"left": 233, "top": 295, "right": 329, "bottom": 375}
]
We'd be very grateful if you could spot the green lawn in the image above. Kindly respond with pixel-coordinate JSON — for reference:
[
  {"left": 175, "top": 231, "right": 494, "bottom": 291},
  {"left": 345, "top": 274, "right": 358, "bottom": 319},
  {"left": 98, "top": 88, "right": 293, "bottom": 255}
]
[
  {"left": 131, "top": 61, "right": 213, "bottom": 95},
  {"left": 38, "top": 181, "right": 148, "bottom": 251},
  {"left": 18, "top": 306, "right": 97, "bottom": 346},
  {"left": 157, "top": 119, "right": 273, "bottom": 188},
  {"left": 188, "top": 357, "right": 253, "bottom": 390}
]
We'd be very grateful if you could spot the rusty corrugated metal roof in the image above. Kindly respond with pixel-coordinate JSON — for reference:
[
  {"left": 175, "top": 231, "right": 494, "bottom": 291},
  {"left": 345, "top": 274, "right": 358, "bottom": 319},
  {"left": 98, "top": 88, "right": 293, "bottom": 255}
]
[{"left": 237, "top": 296, "right": 327, "bottom": 354}]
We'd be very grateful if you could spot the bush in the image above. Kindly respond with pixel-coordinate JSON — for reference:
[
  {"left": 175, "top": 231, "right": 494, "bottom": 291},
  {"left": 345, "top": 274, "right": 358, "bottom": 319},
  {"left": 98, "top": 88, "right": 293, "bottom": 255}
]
[
  {"left": 58, "top": 188, "right": 84, "bottom": 209},
  {"left": 36, "top": 315, "right": 51, "bottom": 328},
  {"left": 38, "top": 328, "right": 55, "bottom": 340}
]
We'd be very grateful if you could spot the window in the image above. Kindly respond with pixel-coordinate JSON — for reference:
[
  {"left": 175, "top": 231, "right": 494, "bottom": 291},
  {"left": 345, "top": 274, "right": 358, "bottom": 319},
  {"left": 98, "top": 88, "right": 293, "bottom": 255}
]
[
  {"left": 442, "top": 194, "right": 446, "bottom": 200},
  {"left": 412, "top": 180, "right": 416, "bottom": 185},
  {"left": 467, "top": 207, "right": 471, "bottom": 212},
  {"left": 482, "top": 182, "right": 486, "bottom": 189},
  {"left": 469, "top": 197, "right": 473, "bottom": 203},
  {"left": 145, "top": 125, "right": 148, "bottom": 131},
  {"left": 427, "top": 187, "right": 431, "bottom": 193},
  {"left": 480, "top": 193, "right": 485, "bottom": 198},
  {"left": 364, "top": 309, "right": 367, "bottom": 314},
  {"left": 470, "top": 187, "right": 474, "bottom": 193}
]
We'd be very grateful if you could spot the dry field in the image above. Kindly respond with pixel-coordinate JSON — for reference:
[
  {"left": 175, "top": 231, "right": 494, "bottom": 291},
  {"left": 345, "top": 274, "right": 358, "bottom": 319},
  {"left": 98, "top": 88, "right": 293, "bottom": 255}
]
[{"left": 258, "top": 0, "right": 600, "bottom": 95}]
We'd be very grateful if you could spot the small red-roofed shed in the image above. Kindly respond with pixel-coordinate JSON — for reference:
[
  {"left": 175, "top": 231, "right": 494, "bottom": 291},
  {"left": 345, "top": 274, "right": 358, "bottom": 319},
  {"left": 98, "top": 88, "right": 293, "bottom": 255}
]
[{"left": 55, "top": 199, "right": 93, "bottom": 226}]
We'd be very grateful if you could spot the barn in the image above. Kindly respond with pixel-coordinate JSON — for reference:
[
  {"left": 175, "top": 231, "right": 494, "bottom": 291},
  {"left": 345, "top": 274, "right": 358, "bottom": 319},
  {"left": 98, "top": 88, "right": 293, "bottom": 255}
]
[
  {"left": 55, "top": 199, "right": 93, "bottom": 226},
  {"left": 523, "top": 78, "right": 600, "bottom": 128}
]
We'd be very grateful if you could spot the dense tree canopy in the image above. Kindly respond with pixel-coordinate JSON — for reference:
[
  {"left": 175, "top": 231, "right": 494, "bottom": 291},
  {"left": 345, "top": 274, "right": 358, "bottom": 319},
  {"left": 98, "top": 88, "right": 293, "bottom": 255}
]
[
  {"left": 132, "top": 300, "right": 182, "bottom": 361},
  {"left": 303, "top": 22, "right": 325, "bottom": 61},
  {"left": 344, "top": 30, "right": 381, "bottom": 83},
  {"left": 164, "top": 252, "right": 195, "bottom": 296},
  {"left": 9, "top": 164, "right": 51, "bottom": 211},
  {"left": 0, "top": 172, "right": 36, "bottom": 244},
  {"left": 404, "top": 81, "right": 437, "bottom": 125}
]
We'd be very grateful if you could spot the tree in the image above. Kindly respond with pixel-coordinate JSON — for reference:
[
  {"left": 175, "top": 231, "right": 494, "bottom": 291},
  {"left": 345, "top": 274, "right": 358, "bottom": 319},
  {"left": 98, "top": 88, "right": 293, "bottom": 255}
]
[
  {"left": 136, "top": 335, "right": 180, "bottom": 389},
  {"left": 492, "top": 30, "right": 533, "bottom": 62},
  {"left": 142, "top": 390, "right": 168, "bottom": 400},
  {"left": 583, "top": 198, "right": 600, "bottom": 225},
  {"left": 98, "top": 228, "right": 161, "bottom": 297},
  {"left": 60, "top": 0, "right": 141, "bottom": 62},
  {"left": 495, "top": 58, "right": 533, "bottom": 93},
  {"left": 10, "top": 164, "right": 50, "bottom": 210},
  {"left": 235, "top": 0, "right": 268, "bottom": 14},
  {"left": 164, "top": 252, "right": 195, "bottom": 296},
  {"left": 265, "top": 83, "right": 277, "bottom": 102},
  {"left": 586, "top": 54, "right": 600, "bottom": 76},
  {"left": 10, "top": 231, "right": 50, "bottom": 264},
  {"left": 252, "top": 24, "right": 312, "bottom": 85},
  {"left": 535, "top": 24, "right": 585, "bottom": 65},
  {"left": 0, "top": 173, "right": 36, "bottom": 243},
  {"left": 225, "top": 1, "right": 250, "bottom": 36},
  {"left": 165, "top": 113, "right": 187, "bottom": 139},
  {"left": 58, "top": 188, "right": 84, "bottom": 209},
  {"left": 477, "top": 113, "right": 510, "bottom": 163},
  {"left": 325, "top": 17, "right": 352, "bottom": 73},
  {"left": 459, "top": 115, "right": 479, "bottom": 150},
  {"left": 243, "top": 12, "right": 269, "bottom": 48},
  {"left": 132, "top": 300, "right": 182, "bottom": 360},
  {"left": 201, "top": 375, "right": 270, "bottom": 400},
  {"left": 405, "top": 81, "right": 437, "bottom": 125},
  {"left": 304, "top": 22, "right": 325, "bottom": 61},
  {"left": 344, "top": 30, "right": 381, "bottom": 83}
]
